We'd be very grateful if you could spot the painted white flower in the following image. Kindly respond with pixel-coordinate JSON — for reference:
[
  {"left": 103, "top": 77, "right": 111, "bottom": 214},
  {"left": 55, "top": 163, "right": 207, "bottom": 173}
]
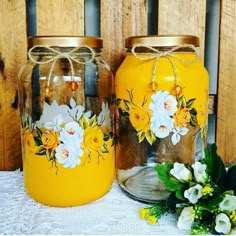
[
  {"left": 59, "top": 121, "right": 84, "bottom": 145},
  {"left": 184, "top": 184, "right": 203, "bottom": 204},
  {"left": 192, "top": 162, "right": 207, "bottom": 183},
  {"left": 219, "top": 194, "right": 236, "bottom": 212},
  {"left": 171, "top": 127, "right": 189, "bottom": 145},
  {"left": 150, "top": 113, "right": 174, "bottom": 138},
  {"left": 44, "top": 114, "right": 64, "bottom": 131},
  {"left": 150, "top": 91, "right": 177, "bottom": 116},
  {"left": 68, "top": 98, "right": 85, "bottom": 121},
  {"left": 170, "top": 163, "right": 192, "bottom": 182},
  {"left": 36, "top": 100, "right": 73, "bottom": 128},
  {"left": 177, "top": 207, "right": 195, "bottom": 230},
  {"left": 55, "top": 142, "right": 83, "bottom": 168},
  {"left": 97, "top": 102, "right": 111, "bottom": 133},
  {"left": 215, "top": 213, "right": 231, "bottom": 235}
]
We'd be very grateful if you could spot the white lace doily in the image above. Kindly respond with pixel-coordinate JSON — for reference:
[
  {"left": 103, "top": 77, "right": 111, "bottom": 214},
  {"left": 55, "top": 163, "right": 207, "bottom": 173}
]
[{"left": 0, "top": 171, "right": 187, "bottom": 235}]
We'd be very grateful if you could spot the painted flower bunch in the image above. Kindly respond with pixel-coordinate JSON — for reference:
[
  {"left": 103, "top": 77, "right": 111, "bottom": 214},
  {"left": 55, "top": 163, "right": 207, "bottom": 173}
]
[
  {"left": 118, "top": 90, "right": 198, "bottom": 145},
  {"left": 23, "top": 98, "right": 112, "bottom": 169},
  {"left": 139, "top": 144, "right": 236, "bottom": 235}
]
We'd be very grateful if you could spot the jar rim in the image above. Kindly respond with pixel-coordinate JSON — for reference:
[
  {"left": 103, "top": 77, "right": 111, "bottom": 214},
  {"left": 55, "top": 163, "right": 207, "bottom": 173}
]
[
  {"left": 125, "top": 35, "right": 199, "bottom": 48},
  {"left": 28, "top": 36, "right": 103, "bottom": 49}
]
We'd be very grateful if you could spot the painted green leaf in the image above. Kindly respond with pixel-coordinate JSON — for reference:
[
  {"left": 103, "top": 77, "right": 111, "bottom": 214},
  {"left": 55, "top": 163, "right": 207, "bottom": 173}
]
[
  {"left": 34, "top": 136, "right": 43, "bottom": 146},
  {"left": 89, "top": 115, "right": 97, "bottom": 127},
  {"left": 79, "top": 115, "right": 89, "bottom": 129},
  {"left": 35, "top": 146, "right": 46, "bottom": 155},
  {"left": 178, "top": 95, "right": 186, "bottom": 108},
  {"left": 186, "top": 98, "right": 196, "bottom": 108},
  {"left": 145, "top": 130, "right": 156, "bottom": 145},
  {"left": 46, "top": 149, "right": 55, "bottom": 161},
  {"left": 36, "top": 126, "right": 43, "bottom": 138},
  {"left": 123, "top": 100, "right": 131, "bottom": 111},
  {"left": 101, "top": 143, "right": 109, "bottom": 153},
  {"left": 137, "top": 131, "right": 145, "bottom": 143}
]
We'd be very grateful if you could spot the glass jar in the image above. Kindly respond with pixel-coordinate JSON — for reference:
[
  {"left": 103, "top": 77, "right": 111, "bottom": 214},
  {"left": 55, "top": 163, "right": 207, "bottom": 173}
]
[
  {"left": 115, "top": 35, "right": 209, "bottom": 203},
  {"left": 18, "top": 36, "right": 115, "bottom": 206}
]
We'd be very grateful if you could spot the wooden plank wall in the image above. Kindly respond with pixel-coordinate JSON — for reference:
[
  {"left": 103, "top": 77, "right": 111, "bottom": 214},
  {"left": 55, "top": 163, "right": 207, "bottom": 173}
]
[
  {"left": 216, "top": 0, "right": 236, "bottom": 165},
  {"left": 0, "top": 0, "right": 235, "bottom": 169}
]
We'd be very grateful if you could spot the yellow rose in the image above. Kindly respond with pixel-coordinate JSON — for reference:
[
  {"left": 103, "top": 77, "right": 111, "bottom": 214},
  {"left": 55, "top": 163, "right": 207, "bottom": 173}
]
[
  {"left": 173, "top": 107, "right": 191, "bottom": 127},
  {"left": 83, "top": 126, "right": 104, "bottom": 151},
  {"left": 41, "top": 130, "right": 60, "bottom": 151},
  {"left": 22, "top": 129, "right": 36, "bottom": 157},
  {"left": 129, "top": 105, "right": 151, "bottom": 132}
]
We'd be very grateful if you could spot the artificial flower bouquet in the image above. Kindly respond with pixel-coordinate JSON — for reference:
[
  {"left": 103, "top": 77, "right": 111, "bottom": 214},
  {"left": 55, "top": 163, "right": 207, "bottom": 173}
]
[{"left": 139, "top": 144, "right": 236, "bottom": 235}]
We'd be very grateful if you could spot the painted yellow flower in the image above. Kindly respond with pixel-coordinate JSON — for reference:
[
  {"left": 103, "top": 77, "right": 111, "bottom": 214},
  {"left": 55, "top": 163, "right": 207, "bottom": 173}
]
[
  {"left": 83, "top": 126, "right": 104, "bottom": 151},
  {"left": 129, "top": 105, "right": 151, "bottom": 132},
  {"left": 173, "top": 107, "right": 191, "bottom": 127},
  {"left": 22, "top": 129, "right": 36, "bottom": 157},
  {"left": 41, "top": 130, "right": 60, "bottom": 151}
]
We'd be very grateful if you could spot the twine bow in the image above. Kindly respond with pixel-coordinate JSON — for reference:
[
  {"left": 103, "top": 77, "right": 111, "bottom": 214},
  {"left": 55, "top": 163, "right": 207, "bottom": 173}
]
[
  {"left": 28, "top": 45, "right": 96, "bottom": 88},
  {"left": 131, "top": 44, "right": 199, "bottom": 91}
]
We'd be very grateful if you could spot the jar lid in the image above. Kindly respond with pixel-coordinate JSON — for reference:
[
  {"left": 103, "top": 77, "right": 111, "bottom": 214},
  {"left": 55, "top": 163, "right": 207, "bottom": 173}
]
[
  {"left": 28, "top": 36, "right": 103, "bottom": 49},
  {"left": 125, "top": 35, "right": 199, "bottom": 48}
]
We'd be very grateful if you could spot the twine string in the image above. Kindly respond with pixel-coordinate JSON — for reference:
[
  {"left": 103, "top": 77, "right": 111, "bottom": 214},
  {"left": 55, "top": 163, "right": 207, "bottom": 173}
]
[
  {"left": 131, "top": 44, "right": 199, "bottom": 91},
  {"left": 28, "top": 45, "right": 96, "bottom": 88}
]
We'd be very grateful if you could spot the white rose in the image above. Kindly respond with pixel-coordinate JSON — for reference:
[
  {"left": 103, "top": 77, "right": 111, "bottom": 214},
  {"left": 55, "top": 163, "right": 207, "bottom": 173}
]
[
  {"left": 184, "top": 184, "right": 203, "bottom": 204},
  {"left": 170, "top": 163, "right": 192, "bottom": 182},
  {"left": 177, "top": 207, "right": 195, "bottom": 230},
  {"left": 220, "top": 194, "right": 236, "bottom": 211},
  {"left": 215, "top": 213, "right": 231, "bottom": 235},
  {"left": 192, "top": 162, "right": 207, "bottom": 183}
]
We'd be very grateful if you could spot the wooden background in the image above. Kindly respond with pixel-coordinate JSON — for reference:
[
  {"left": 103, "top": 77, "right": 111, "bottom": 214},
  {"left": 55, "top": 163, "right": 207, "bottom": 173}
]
[{"left": 0, "top": 0, "right": 235, "bottom": 170}]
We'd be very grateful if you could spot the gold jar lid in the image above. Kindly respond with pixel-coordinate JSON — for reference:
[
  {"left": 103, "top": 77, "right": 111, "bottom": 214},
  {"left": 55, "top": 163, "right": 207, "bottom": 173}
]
[
  {"left": 28, "top": 36, "right": 103, "bottom": 49},
  {"left": 125, "top": 35, "right": 199, "bottom": 48}
]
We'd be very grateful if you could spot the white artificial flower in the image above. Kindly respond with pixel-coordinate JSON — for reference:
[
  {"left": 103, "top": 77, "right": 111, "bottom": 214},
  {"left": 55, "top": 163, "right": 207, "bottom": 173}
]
[
  {"left": 192, "top": 162, "right": 207, "bottom": 183},
  {"left": 215, "top": 213, "right": 231, "bottom": 235},
  {"left": 171, "top": 127, "right": 189, "bottom": 145},
  {"left": 184, "top": 184, "right": 203, "bottom": 204},
  {"left": 177, "top": 207, "right": 195, "bottom": 230},
  {"left": 170, "top": 163, "right": 192, "bottom": 182},
  {"left": 150, "top": 91, "right": 177, "bottom": 116},
  {"left": 219, "top": 194, "right": 236, "bottom": 211},
  {"left": 150, "top": 113, "right": 174, "bottom": 138}
]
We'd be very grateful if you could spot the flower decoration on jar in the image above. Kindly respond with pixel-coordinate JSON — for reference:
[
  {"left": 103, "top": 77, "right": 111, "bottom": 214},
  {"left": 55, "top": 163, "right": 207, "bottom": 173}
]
[
  {"left": 21, "top": 98, "right": 113, "bottom": 171},
  {"left": 139, "top": 144, "right": 236, "bottom": 235},
  {"left": 117, "top": 89, "right": 199, "bottom": 146}
]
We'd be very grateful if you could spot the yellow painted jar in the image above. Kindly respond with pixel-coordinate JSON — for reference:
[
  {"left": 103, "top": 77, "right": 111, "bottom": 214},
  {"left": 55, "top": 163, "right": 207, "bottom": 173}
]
[
  {"left": 18, "top": 36, "right": 115, "bottom": 206},
  {"left": 115, "top": 35, "right": 209, "bottom": 203}
]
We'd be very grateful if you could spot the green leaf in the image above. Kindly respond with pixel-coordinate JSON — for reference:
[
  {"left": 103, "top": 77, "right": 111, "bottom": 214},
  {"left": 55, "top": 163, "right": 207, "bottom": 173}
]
[
  {"left": 186, "top": 98, "right": 196, "bottom": 108},
  {"left": 36, "top": 126, "right": 43, "bottom": 138},
  {"left": 178, "top": 95, "right": 187, "bottom": 107},
  {"left": 35, "top": 146, "right": 46, "bottom": 155},
  {"left": 89, "top": 115, "right": 97, "bottom": 127},
  {"left": 116, "top": 98, "right": 121, "bottom": 106},
  {"left": 103, "top": 134, "right": 110, "bottom": 142},
  {"left": 101, "top": 143, "right": 109, "bottom": 153},
  {"left": 145, "top": 130, "right": 156, "bottom": 145},
  {"left": 203, "top": 144, "right": 226, "bottom": 185},
  {"left": 155, "top": 164, "right": 184, "bottom": 192},
  {"left": 34, "top": 136, "right": 43, "bottom": 146},
  {"left": 200, "top": 194, "right": 224, "bottom": 212},
  {"left": 123, "top": 100, "right": 131, "bottom": 111},
  {"left": 166, "top": 192, "right": 183, "bottom": 210},
  {"left": 175, "top": 188, "right": 185, "bottom": 201},
  {"left": 223, "top": 165, "right": 236, "bottom": 192},
  {"left": 137, "top": 131, "right": 145, "bottom": 143},
  {"left": 79, "top": 115, "right": 89, "bottom": 129},
  {"left": 46, "top": 149, "right": 55, "bottom": 161}
]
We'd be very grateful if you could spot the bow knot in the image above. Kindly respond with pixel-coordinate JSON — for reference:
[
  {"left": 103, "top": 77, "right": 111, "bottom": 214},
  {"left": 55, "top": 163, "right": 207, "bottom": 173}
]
[{"left": 131, "top": 44, "right": 199, "bottom": 91}]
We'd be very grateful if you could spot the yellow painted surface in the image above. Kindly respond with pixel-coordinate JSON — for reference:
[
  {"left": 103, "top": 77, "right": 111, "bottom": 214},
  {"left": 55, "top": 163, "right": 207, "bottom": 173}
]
[{"left": 22, "top": 131, "right": 115, "bottom": 207}]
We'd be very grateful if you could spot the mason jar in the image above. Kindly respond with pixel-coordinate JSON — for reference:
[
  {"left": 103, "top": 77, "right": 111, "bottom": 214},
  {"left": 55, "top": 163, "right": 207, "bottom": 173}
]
[
  {"left": 18, "top": 36, "right": 115, "bottom": 206},
  {"left": 115, "top": 35, "right": 209, "bottom": 203}
]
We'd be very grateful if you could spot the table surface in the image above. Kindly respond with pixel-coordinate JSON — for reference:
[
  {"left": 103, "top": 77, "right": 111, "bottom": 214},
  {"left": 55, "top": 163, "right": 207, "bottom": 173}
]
[{"left": 0, "top": 171, "right": 187, "bottom": 235}]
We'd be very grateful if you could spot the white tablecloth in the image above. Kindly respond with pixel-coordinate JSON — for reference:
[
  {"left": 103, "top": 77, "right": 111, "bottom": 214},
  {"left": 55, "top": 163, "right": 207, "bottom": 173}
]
[{"left": 0, "top": 171, "right": 187, "bottom": 235}]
